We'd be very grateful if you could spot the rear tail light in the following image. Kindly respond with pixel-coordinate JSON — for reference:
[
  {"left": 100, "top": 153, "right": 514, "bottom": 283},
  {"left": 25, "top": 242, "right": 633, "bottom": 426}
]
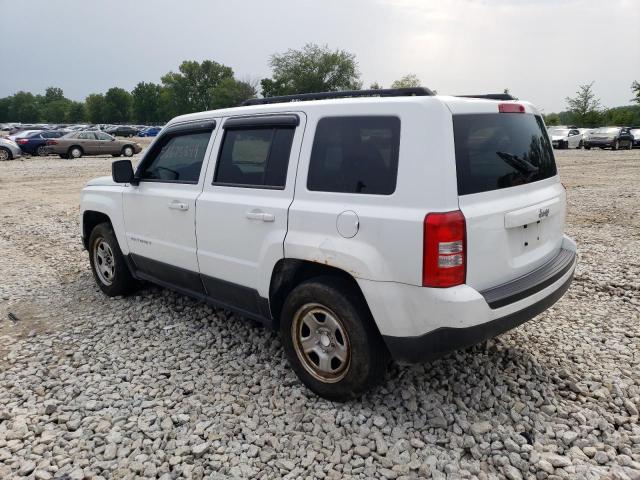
[
  {"left": 423, "top": 210, "right": 466, "bottom": 288},
  {"left": 47, "top": 140, "right": 58, "bottom": 145},
  {"left": 498, "top": 103, "right": 525, "bottom": 113},
  {"left": 17, "top": 138, "right": 29, "bottom": 145}
]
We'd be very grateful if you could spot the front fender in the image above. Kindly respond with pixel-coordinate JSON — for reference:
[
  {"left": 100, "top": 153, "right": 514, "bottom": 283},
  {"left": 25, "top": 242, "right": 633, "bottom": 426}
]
[{"left": 80, "top": 186, "right": 127, "bottom": 253}]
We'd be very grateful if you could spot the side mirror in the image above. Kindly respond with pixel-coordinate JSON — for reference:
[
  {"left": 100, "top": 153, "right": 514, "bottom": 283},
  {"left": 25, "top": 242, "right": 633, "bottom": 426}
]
[{"left": 112, "top": 160, "right": 134, "bottom": 183}]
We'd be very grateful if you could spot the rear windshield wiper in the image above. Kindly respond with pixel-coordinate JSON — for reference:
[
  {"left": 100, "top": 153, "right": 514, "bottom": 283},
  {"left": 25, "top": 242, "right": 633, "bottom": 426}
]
[{"left": 496, "top": 151, "right": 539, "bottom": 178}]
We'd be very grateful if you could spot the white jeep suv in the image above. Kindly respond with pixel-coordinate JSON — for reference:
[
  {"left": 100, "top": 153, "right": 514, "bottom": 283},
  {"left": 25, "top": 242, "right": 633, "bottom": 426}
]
[{"left": 80, "top": 88, "right": 577, "bottom": 400}]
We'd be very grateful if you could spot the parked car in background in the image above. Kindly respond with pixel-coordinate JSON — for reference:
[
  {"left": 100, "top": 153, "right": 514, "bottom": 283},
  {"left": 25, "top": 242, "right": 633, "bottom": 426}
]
[
  {"left": 583, "top": 127, "right": 634, "bottom": 150},
  {"left": 46, "top": 131, "right": 142, "bottom": 158},
  {"left": 548, "top": 127, "right": 583, "bottom": 149},
  {"left": 106, "top": 126, "right": 138, "bottom": 137},
  {"left": 16, "top": 130, "right": 68, "bottom": 156},
  {"left": 630, "top": 127, "right": 640, "bottom": 148},
  {"left": 138, "top": 126, "right": 161, "bottom": 137},
  {"left": 8, "top": 129, "right": 43, "bottom": 142},
  {"left": 0, "top": 137, "right": 22, "bottom": 160}
]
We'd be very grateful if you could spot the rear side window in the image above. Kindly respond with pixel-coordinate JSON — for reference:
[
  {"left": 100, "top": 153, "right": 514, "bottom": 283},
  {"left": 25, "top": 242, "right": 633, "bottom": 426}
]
[
  {"left": 214, "top": 127, "right": 294, "bottom": 188},
  {"left": 453, "top": 113, "right": 557, "bottom": 195},
  {"left": 307, "top": 116, "right": 400, "bottom": 195},
  {"left": 139, "top": 131, "right": 211, "bottom": 183}
]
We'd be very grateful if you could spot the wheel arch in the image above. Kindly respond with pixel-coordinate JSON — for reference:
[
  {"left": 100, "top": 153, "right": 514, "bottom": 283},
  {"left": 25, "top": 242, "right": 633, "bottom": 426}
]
[
  {"left": 82, "top": 211, "right": 112, "bottom": 250},
  {"left": 268, "top": 259, "right": 377, "bottom": 332},
  {"left": 68, "top": 144, "right": 84, "bottom": 154}
]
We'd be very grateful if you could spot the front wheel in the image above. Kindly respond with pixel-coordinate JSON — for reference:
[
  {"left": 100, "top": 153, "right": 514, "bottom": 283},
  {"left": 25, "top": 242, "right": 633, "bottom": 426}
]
[
  {"left": 578, "top": 140, "right": 583, "bottom": 149},
  {"left": 36, "top": 145, "right": 48, "bottom": 156},
  {"left": 612, "top": 140, "right": 619, "bottom": 151},
  {"left": 280, "top": 277, "right": 388, "bottom": 401},
  {"left": 627, "top": 141, "right": 633, "bottom": 150},
  {"left": 88, "top": 223, "right": 139, "bottom": 297},
  {"left": 122, "top": 146, "right": 134, "bottom": 157},
  {"left": 584, "top": 145, "right": 591, "bottom": 150}
]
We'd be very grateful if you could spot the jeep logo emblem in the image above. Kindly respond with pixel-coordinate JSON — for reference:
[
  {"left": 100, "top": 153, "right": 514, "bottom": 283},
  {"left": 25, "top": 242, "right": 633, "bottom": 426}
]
[{"left": 538, "top": 208, "right": 550, "bottom": 219}]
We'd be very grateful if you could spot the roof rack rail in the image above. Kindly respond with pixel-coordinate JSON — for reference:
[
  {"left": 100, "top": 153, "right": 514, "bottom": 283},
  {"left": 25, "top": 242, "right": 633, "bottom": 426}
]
[
  {"left": 457, "top": 93, "right": 517, "bottom": 101},
  {"left": 242, "top": 87, "right": 434, "bottom": 106}
]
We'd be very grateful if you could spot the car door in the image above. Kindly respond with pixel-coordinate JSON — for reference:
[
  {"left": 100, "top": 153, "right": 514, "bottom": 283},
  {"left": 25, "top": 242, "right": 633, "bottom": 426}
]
[
  {"left": 77, "top": 131, "right": 99, "bottom": 154},
  {"left": 95, "top": 131, "right": 117, "bottom": 154},
  {"left": 567, "top": 129, "right": 580, "bottom": 148},
  {"left": 122, "top": 120, "right": 218, "bottom": 294},
  {"left": 195, "top": 113, "right": 305, "bottom": 317}
]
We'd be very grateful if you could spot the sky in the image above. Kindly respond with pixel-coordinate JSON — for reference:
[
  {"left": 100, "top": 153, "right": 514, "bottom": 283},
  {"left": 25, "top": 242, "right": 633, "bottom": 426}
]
[{"left": 1, "top": 0, "right": 638, "bottom": 113}]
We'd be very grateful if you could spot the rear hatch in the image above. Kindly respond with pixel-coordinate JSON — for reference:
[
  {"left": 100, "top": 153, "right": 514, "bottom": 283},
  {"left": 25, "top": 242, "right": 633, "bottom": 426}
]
[{"left": 448, "top": 100, "right": 566, "bottom": 292}]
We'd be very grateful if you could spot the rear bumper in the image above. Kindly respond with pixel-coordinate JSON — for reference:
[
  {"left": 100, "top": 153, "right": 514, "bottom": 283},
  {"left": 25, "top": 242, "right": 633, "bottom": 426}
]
[{"left": 359, "top": 235, "right": 577, "bottom": 363}]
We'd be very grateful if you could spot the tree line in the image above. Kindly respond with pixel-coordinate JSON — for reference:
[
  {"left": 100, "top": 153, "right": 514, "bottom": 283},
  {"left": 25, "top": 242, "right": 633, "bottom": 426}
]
[
  {"left": 1, "top": 43, "right": 638, "bottom": 126},
  {"left": 543, "top": 81, "right": 640, "bottom": 127}
]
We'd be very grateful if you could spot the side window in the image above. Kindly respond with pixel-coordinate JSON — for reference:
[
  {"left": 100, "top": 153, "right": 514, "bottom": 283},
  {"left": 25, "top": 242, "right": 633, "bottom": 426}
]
[
  {"left": 96, "top": 132, "right": 112, "bottom": 141},
  {"left": 79, "top": 132, "right": 95, "bottom": 140},
  {"left": 214, "top": 127, "right": 294, "bottom": 188},
  {"left": 139, "top": 131, "right": 212, "bottom": 183},
  {"left": 307, "top": 116, "right": 401, "bottom": 195}
]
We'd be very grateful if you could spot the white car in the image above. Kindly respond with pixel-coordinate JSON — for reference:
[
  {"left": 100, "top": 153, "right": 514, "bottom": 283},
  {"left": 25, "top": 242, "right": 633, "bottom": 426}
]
[
  {"left": 548, "top": 127, "right": 583, "bottom": 149},
  {"left": 80, "top": 88, "right": 577, "bottom": 400}
]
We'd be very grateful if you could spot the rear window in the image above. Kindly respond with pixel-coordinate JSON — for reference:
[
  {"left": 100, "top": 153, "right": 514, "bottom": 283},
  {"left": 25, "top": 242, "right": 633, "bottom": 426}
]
[{"left": 453, "top": 113, "right": 557, "bottom": 195}]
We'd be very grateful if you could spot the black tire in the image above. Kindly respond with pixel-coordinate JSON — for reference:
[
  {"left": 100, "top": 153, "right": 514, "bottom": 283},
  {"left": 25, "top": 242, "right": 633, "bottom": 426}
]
[
  {"left": 612, "top": 140, "right": 619, "bottom": 151},
  {"left": 68, "top": 146, "right": 83, "bottom": 159},
  {"left": 627, "top": 141, "right": 633, "bottom": 150},
  {"left": 584, "top": 145, "right": 591, "bottom": 150},
  {"left": 59, "top": 154, "right": 69, "bottom": 159},
  {"left": 88, "top": 222, "right": 139, "bottom": 297},
  {"left": 280, "top": 276, "right": 388, "bottom": 401},
  {"left": 36, "top": 145, "right": 48, "bottom": 157},
  {"left": 122, "top": 145, "right": 134, "bottom": 157},
  {"left": 111, "top": 154, "right": 122, "bottom": 157},
  {"left": 578, "top": 140, "right": 583, "bottom": 149},
  {"left": 0, "top": 147, "right": 11, "bottom": 161}
]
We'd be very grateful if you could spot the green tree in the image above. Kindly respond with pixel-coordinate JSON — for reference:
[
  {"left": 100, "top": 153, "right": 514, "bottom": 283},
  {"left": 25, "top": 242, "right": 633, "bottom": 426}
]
[
  {"left": 8, "top": 92, "right": 40, "bottom": 122},
  {"left": 103, "top": 87, "right": 132, "bottom": 123},
  {"left": 0, "top": 97, "right": 11, "bottom": 122},
  {"left": 543, "top": 113, "right": 560, "bottom": 126},
  {"left": 42, "top": 99, "right": 72, "bottom": 123},
  {"left": 210, "top": 78, "right": 257, "bottom": 109},
  {"left": 161, "top": 60, "right": 234, "bottom": 114},
  {"left": 260, "top": 43, "right": 361, "bottom": 97},
  {"left": 85, "top": 93, "right": 106, "bottom": 123},
  {"left": 132, "top": 82, "right": 163, "bottom": 123},
  {"left": 66, "top": 101, "right": 86, "bottom": 122},
  {"left": 44, "top": 87, "right": 65, "bottom": 104},
  {"left": 632, "top": 81, "right": 640, "bottom": 104},
  {"left": 369, "top": 82, "right": 383, "bottom": 90},
  {"left": 565, "top": 82, "right": 602, "bottom": 127},
  {"left": 391, "top": 74, "right": 421, "bottom": 89}
]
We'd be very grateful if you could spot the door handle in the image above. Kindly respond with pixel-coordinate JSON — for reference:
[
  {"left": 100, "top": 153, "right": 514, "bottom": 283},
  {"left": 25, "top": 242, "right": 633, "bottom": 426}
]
[
  {"left": 168, "top": 201, "right": 189, "bottom": 211},
  {"left": 245, "top": 210, "right": 275, "bottom": 222}
]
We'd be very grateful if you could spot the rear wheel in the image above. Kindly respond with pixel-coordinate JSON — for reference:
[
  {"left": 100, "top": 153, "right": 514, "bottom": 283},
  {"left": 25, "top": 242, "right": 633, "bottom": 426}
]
[
  {"left": 627, "top": 140, "right": 633, "bottom": 150},
  {"left": 578, "top": 140, "right": 583, "bottom": 149},
  {"left": 68, "top": 146, "right": 83, "bottom": 159},
  {"left": 612, "top": 140, "right": 619, "bottom": 151},
  {"left": 36, "top": 145, "right": 48, "bottom": 156},
  {"left": 280, "top": 276, "right": 388, "bottom": 401},
  {"left": 0, "top": 147, "right": 10, "bottom": 161},
  {"left": 88, "top": 223, "right": 139, "bottom": 297},
  {"left": 122, "top": 146, "right": 134, "bottom": 157}
]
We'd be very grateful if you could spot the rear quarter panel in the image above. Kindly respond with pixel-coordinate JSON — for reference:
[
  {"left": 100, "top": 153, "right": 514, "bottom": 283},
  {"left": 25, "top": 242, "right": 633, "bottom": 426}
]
[{"left": 285, "top": 98, "right": 459, "bottom": 285}]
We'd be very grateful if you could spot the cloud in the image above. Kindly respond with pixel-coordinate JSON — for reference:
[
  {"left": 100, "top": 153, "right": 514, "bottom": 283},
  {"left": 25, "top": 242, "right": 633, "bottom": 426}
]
[{"left": 0, "top": 0, "right": 638, "bottom": 112}]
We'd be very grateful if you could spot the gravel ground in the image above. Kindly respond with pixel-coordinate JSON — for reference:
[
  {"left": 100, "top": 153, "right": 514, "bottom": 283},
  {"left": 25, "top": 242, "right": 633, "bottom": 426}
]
[{"left": 0, "top": 147, "right": 638, "bottom": 480}]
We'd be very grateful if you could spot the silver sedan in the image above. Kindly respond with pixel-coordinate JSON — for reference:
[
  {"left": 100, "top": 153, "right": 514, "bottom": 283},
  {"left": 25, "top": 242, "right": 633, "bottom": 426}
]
[{"left": 0, "top": 137, "right": 22, "bottom": 160}]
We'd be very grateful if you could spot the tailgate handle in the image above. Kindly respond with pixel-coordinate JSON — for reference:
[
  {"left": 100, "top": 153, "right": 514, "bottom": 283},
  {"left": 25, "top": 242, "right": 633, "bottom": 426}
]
[{"left": 504, "top": 197, "right": 560, "bottom": 228}]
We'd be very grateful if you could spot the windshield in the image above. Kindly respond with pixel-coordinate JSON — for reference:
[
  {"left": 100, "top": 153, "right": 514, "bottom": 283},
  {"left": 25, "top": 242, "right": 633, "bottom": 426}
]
[
  {"left": 593, "top": 127, "right": 620, "bottom": 134},
  {"left": 453, "top": 113, "right": 557, "bottom": 195},
  {"left": 548, "top": 128, "right": 569, "bottom": 136}
]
